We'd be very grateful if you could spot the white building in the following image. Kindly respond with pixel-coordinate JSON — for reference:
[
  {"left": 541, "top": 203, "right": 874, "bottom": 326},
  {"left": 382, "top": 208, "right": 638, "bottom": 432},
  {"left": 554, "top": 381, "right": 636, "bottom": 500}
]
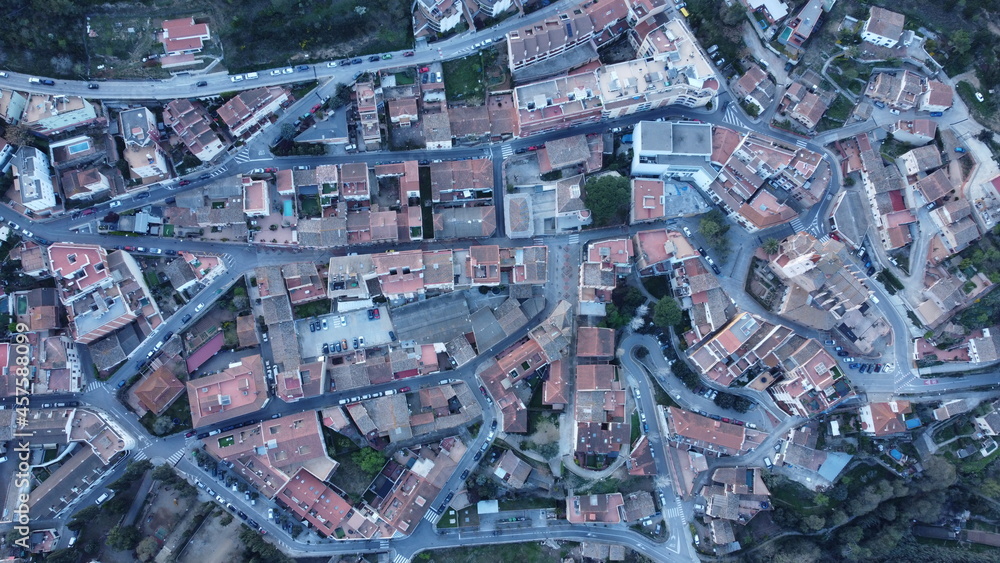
[
  {"left": 11, "top": 146, "right": 57, "bottom": 213},
  {"left": 630, "top": 121, "right": 716, "bottom": 188},
  {"left": 860, "top": 7, "right": 905, "bottom": 48}
]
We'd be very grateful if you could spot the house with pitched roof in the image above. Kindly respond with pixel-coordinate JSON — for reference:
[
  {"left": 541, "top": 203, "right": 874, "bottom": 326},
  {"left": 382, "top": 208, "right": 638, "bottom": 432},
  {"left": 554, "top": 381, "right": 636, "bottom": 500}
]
[
  {"left": 859, "top": 400, "right": 912, "bottom": 437},
  {"left": 186, "top": 354, "right": 268, "bottom": 427},
  {"left": 132, "top": 365, "right": 185, "bottom": 416},
  {"left": 860, "top": 7, "right": 905, "bottom": 47}
]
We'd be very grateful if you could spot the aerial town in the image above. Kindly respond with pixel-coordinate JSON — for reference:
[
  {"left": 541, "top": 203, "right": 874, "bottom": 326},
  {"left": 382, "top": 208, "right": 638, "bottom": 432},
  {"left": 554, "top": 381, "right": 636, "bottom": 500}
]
[{"left": 1, "top": 0, "right": 1000, "bottom": 562}]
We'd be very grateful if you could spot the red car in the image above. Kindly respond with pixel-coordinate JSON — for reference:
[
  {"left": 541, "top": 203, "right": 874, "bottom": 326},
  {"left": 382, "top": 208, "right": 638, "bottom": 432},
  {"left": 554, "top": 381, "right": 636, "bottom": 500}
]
[
  {"left": 527, "top": 146, "right": 539, "bottom": 151},
  {"left": 420, "top": 66, "right": 430, "bottom": 73},
  {"left": 185, "top": 430, "right": 196, "bottom": 437},
  {"left": 403, "top": 51, "right": 415, "bottom": 57},
  {"left": 82, "top": 208, "right": 96, "bottom": 216},
  {"left": 398, "top": 386, "right": 411, "bottom": 393},
  {"left": 264, "top": 167, "right": 277, "bottom": 173},
  {"left": 310, "top": 104, "right": 322, "bottom": 113},
  {"left": 178, "top": 180, "right": 191, "bottom": 186}
]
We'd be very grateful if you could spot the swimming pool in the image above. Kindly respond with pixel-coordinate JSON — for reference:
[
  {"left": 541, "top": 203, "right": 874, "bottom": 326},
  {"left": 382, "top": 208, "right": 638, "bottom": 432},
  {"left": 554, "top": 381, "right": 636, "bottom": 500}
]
[{"left": 67, "top": 141, "right": 91, "bottom": 155}]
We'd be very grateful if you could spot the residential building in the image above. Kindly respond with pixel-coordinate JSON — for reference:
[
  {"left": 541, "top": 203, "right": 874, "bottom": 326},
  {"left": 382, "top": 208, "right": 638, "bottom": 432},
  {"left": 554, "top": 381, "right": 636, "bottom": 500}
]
[
  {"left": 163, "top": 99, "right": 227, "bottom": 162},
  {"left": 132, "top": 365, "right": 185, "bottom": 416},
  {"left": 664, "top": 407, "right": 749, "bottom": 455},
  {"left": 889, "top": 118, "right": 936, "bottom": 145},
  {"left": 733, "top": 63, "right": 775, "bottom": 112},
  {"left": 119, "top": 107, "right": 169, "bottom": 181},
  {"left": 218, "top": 86, "right": 291, "bottom": 138},
  {"left": 185, "top": 354, "right": 268, "bottom": 427},
  {"left": 159, "top": 17, "right": 211, "bottom": 55},
  {"left": 22, "top": 94, "right": 102, "bottom": 136},
  {"left": 355, "top": 80, "right": 382, "bottom": 150},
  {"left": 866, "top": 70, "right": 924, "bottom": 111},
  {"left": 860, "top": 7, "right": 905, "bottom": 48},
  {"left": 60, "top": 168, "right": 111, "bottom": 201},
  {"left": 242, "top": 176, "right": 269, "bottom": 217},
  {"left": 597, "top": 55, "right": 716, "bottom": 119},
  {"left": 388, "top": 97, "right": 419, "bottom": 127},
  {"left": 858, "top": 400, "right": 912, "bottom": 436},
  {"left": 276, "top": 467, "right": 352, "bottom": 535},
  {"left": 11, "top": 146, "right": 57, "bottom": 213},
  {"left": 742, "top": 0, "right": 789, "bottom": 22},
  {"left": 413, "top": 0, "right": 468, "bottom": 39},
  {"left": 914, "top": 168, "right": 953, "bottom": 204},
  {"left": 493, "top": 449, "right": 532, "bottom": 489},
  {"left": 513, "top": 71, "right": 603, "bottom": 137},
  {"left": 506, "top": 10, "right": 599, "bottom": 74},
  {"left": 630, "top": 120, "right": 715, "bottom": 183},
  {"left": 920, "top": 80, "right": 953, "bottom": 113},
  {"left": 566, "top": 493, "right": 625, "bottom": 524},
  {"left": 898, "top": 145, "right": 942, "bottom": 176},
  {"left": 0, "top": 88, "right": 28, "bottom": 124},
  {"left": 787, "top": 90, "right": 829, "bottom": 130},
  {"left": 769, "top": 232, "right": 872, "bottom": 320},
  {"left": 776, "top": 0, "right": 829, "bottom": 56}
]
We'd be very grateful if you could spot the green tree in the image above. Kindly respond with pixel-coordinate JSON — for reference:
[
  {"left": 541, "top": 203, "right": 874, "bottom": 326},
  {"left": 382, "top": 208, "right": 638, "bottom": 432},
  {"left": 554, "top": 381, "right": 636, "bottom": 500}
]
[
  {"left": 582, "top": 174, "right": 630, "bottom": 227},
  {"left": 652, "top": 298, "right": 683, "bottom": 328},
  {"left": 950, "top": 30, "right": 972, "bottom": 55},
  {"left": 721, "top": 4, "right": 747, "bottom": 25},
  {"left": 762, "top": 238, "right": 780, "bottom": 255},
  {"left": 698, "top": 209, "right": 731, "bottom": 256},
  {"left": 151, "top": 464, "right": 175, "bottom": 482},
  {"left": 352, "top": 448, "right": 386, "bottom": 475},
  {"left": 135, "top": 537, "right": 159, "bottom": 562},
  {"left": 106, "top": 525, "right": 142, "bottom": 551}
]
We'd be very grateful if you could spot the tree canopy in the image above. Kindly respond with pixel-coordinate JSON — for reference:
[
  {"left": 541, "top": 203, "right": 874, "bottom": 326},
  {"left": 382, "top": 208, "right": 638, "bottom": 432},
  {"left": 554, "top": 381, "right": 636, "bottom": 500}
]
[
  {"left": 652, "top": 298, "right": 683, "bottom": 328},
  {"left": 582, "top": 175, "right": 631, "bottom": 227}
]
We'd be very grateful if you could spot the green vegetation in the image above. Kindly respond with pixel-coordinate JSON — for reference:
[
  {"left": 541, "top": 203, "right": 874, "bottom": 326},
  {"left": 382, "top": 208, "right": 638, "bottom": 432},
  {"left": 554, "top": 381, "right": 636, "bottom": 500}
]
[
  {"left": 601, "top": 286, "right": 647, "bottom": 329},
  {"left": 239, "top": 525, "right": 294, "bottom": 563},
  {"left": 698, "top": 209, "right": 731, "bottom": 259},
  {"left": 582, "top": 174, "right": 631, "bottom": 227},
  {"left": 442, "top": 53, "right": 486, "bottom": 104},
  {"left": 955, "top": 226, "right": 1000, "bottom": 328},
  {"left": 713, "top": 391, "right": 752, "bottom": 413},
  {"left": 352, "top": 447, "right": 387, "bottom": 476},
  {"left": 652, "top": 297, "right": 683, "bottom": 329},
  {"left": 414, "top": 541, "right": 564, "bottom": 563},
  {"left": 292, "top": 298, "right": 332, "bottom": 319},
  {"left": 106, "top": 525, "right": 142, "bottom": 551},
  {"left": 957, "top": 80, "right": 997, "bottom": 122},
  {"left": 641, "top": 276, "right": 670, "bottom": 299},
  {"left": 762, "top": 238, "right": 780, "bottom": 255},
  {"left": 877, "top": 269, "right": 905, "bottom": 295},
  {"left": 683, "top": 0, "right": 745, "bottom": 67},
  {"left": 139, "top": 392, "right": 192, "bottom": 436}
]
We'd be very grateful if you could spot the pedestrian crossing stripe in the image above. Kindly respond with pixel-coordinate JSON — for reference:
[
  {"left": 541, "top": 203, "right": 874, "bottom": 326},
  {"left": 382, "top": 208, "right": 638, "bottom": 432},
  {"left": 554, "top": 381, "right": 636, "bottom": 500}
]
[
  {"left": 133, "top": 451, "right": 148, "bottom": 462},
  {"left": 393, "top": 555, "right": 410, "bottom": 563},
  {"left": 501, "top": 145, "right": 513, "bottom": 158},
  {"left": 567, "top": 233, "right": 580, "bottom": 244}
]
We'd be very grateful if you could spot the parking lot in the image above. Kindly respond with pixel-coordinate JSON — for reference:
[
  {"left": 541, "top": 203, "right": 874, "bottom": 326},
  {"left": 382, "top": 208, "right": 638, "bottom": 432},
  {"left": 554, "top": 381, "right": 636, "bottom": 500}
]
[{"left": 296, "top": 306, "right": 394, "bottom": 359}]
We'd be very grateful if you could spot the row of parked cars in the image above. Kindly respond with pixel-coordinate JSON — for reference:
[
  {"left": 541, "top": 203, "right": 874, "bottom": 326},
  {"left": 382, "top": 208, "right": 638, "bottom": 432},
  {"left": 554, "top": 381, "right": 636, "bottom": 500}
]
[{"left": 849, "top": 363, "right": 885, "bottom": 373}]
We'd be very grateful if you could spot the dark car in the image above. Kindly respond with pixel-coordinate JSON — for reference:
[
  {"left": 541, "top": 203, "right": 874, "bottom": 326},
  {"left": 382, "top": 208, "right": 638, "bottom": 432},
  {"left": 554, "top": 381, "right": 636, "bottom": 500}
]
[
  {"left": 479, "top": 385, "right": 488, "bottom": 396},
  {"left": 117, "top": 380, "right": 126, "bottom": 388},
  {"left": 389, "top": 331, "right": 397, "bottom": 341},
  {"left": 40, "top": 79, "right": 55, "bottom": 86},
  {"left": 837, "top": 351, "right": 849, "bottom": 357},
  {"left": 514, "top": 147, "right": 527, "bottom": 154},
  {"left": 874, "top": 364, "right": 883, "bottom": 373},
  {"left": 199, "top": 173, "right": 211, "bottom": 180},
  {"left": 368, "top": 55, "right": 380, "bottom": 62},
  {"left": 197, "top": 432, "right": 210, "bottom": 439},
  {"left": 237, "top": 511, "right": 248, "bottom": 520},
  {"left": 164, "top": 331, "right": 174, "bottom": 340},
  {"left": 491, "top": 420, "right": 497, "bottom": 430},
  {"left": 867, "top": 266, "right": 876, "bottom": 276},
  {"left": 182, "top": 314, "right": 192, "bottom": 323},
  {"left": 711, "top": 264, "right": 721, "bottom": 275},
  {"left": 460, "top": 469, "right": 470, "bottom": 479},
  {"left": 135, "top": 191, "right": 150, "bottom": 200},
  {"left": 474, "top": 451, "right": 483, "bottom": 461},
  {"left": 352, "top": 58, "right": 362, "bottom": 64},
  {"left": 196, "top": 80, "right": 208, "bottom": 87},
  {"left": 87, "top": 83, "right": 99, "bottom": 89},
  {"left": 296, "top": 65, "right": 310, "bottom": 71},
  {"left": 248, "top": 519, "right": 259, "bottom": 529}
]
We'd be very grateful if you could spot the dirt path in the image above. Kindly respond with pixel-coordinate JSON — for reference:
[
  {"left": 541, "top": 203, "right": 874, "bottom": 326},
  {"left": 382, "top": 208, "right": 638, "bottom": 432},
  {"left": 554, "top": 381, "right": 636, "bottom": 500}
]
[{"left": 177, "top": 512, "right": 241, "bottom": 563}]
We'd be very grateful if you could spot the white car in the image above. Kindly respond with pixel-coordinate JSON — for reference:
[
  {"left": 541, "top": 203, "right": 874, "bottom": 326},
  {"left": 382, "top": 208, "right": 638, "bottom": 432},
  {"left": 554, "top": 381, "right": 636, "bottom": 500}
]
[
  {"left": 327, "top": 61, "right": 338, "bottom": 67},
  {"left": 245, "top": 72, "right": 259, "bottom": 80},
  {"left": 195, "top": 303, "right": 205, "bottom": 311},
  {"left": 976, "top": 92, "right": 985, "bottom": 102},
  {"left": 230, "top": 75, "right": 243, "bottom": 82},
  {"left": 270, "top": 69, "right": 282, "bottom": 76},
  {"left": 682, "top": 226, "right": 692, "bottom": 237},
  {"left": 110, "top": 201, "right": 122, "bottom": 208},
  {"left": 282, "top": 67, "right": 294, "bottom": 74}
]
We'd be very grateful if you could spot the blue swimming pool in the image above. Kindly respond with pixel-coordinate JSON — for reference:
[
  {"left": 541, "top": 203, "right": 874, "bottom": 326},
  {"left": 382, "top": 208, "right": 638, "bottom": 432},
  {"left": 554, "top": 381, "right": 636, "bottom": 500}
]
[{"left": 68, "top": 141, "right": 90, "bottom": 155}]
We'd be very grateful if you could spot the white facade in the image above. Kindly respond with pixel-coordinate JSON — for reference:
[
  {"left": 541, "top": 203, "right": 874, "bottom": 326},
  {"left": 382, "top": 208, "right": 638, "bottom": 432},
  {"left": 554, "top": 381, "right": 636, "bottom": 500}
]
[{"left": 12, "top": 146, "right": 57, "bottom": 212}]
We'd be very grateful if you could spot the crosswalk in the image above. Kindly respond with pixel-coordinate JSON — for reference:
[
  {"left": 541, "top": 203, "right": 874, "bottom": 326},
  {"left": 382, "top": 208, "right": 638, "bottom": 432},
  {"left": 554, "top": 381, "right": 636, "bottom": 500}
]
[
  {"left": 533, "top": 237, "right": 545, "bottom": 246},
  {"left": 789, "top": 217, "right": 806, "bottom": 233},
  {"left": 392, "top": 554, "right": 410, "bottom": 563},
  {"left": 722, "top": 105, "right": 743, "bottom": 127},
  {"left": 501, "top": 145, "right": 513, "bottom": 159},
  {"left": 666, "top": 495, "right": 687, "bottom": 524},
  {"left": 567, "top": 233, "right": 580, "bottom": 245},
  {"left": 423, "top": 509, "right": 442, "bottom": 524},
  {"left": 209, "top": 166, "right": 228, "bottom": 177},
  {"left": 83, "top": 381, "right": 104, "bottom": 393},
  {"left": 166, "top": 450, "right": 185, "bottom": 465},
  {"left": 234, "top": 149, "right": 252, "bottom": 164},
  {"left": 795, "top": 139, "right": 808, "bottom": 148},
  {"left": 133, "top": 450, "right": 148, "bottom": 462}
]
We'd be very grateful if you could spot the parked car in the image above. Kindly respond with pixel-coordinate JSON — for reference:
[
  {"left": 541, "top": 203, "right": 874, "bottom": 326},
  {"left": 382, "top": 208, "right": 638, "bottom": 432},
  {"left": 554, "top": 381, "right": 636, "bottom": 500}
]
[{"left": 296, "top": 65, "right": 310, "bottom": 71}]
